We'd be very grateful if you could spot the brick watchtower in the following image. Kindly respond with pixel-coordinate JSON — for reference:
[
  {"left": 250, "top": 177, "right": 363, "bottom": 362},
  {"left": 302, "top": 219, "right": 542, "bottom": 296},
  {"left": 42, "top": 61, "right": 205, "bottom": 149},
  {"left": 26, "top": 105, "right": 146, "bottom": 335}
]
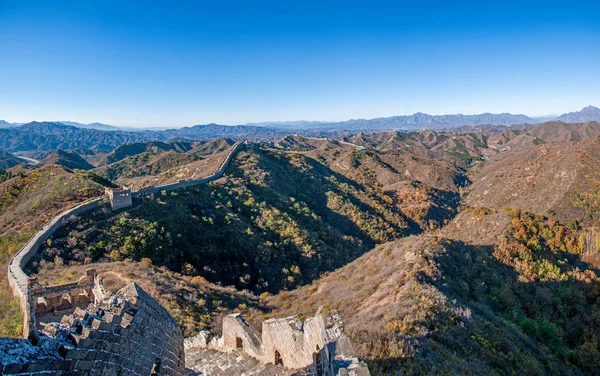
[{"left": 105, "top": 186, "right": 132, "bottom": 210}]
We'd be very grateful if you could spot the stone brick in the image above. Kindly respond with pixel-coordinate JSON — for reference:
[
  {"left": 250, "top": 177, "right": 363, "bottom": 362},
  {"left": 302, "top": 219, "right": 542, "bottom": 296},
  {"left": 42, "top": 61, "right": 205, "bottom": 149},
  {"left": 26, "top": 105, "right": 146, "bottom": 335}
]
[
  {"left": 73, "top": 307, "right": 88, "bottom": 319},
  {"left": 60, "top": 315, "right": 74, "bottom": 326},
  {"left": 76, "top": 360, "right": 95, "bottom": 371},
  {"left": 65, "top": 348, "right": 87, "bottom": 360},
  {"left": 6, "top": 281, "right": 185, "bottom": 376},
  {"left": 87, "top": 303, "right": 99, "bottom": 314},
  {"left": 76, "top": 338, "right": 94, "bottom": 349}
]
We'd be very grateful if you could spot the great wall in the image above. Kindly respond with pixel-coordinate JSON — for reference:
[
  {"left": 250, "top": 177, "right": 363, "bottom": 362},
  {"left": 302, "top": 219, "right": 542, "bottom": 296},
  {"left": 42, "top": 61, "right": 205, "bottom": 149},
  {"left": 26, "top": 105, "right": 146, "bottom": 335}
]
[{"left": 2, "top": 141, "right": 370, "bottom": 375}]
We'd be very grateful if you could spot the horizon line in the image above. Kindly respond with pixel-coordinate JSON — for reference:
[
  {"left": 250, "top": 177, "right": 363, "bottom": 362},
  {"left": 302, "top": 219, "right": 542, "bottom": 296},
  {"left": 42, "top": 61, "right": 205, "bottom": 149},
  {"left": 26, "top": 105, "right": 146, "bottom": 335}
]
[{"left": 1, "top": 105, "right": 596, "bottom": 130}]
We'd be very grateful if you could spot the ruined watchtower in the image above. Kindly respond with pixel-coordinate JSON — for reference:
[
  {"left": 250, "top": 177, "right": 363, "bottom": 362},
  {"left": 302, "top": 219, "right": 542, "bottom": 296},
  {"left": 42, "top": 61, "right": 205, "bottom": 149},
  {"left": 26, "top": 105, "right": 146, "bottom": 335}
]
[
  {"left": 105, "top": 186, "right": 132, "bottom": 210},
  {"left": 185, "top": 310, "right": 370, "bottom": 375}
]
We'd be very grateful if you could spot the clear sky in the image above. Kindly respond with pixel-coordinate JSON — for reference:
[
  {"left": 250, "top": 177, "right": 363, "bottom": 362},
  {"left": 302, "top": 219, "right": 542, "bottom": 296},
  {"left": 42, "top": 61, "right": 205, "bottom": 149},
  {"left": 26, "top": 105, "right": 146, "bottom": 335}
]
[{"left": 0, "top": 0, "right": 599, "bottom": 127}]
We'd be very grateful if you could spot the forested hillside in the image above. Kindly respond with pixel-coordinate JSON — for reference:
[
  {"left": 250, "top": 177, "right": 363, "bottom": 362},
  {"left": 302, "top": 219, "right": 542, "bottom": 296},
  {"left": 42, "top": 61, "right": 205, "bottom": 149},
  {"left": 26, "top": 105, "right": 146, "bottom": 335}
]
[
  {"left": 38, "top": 146, "right": 460, "bottom": 295},
  {"left": 41, "top": 150, "right": 95, "bottom": 170}
]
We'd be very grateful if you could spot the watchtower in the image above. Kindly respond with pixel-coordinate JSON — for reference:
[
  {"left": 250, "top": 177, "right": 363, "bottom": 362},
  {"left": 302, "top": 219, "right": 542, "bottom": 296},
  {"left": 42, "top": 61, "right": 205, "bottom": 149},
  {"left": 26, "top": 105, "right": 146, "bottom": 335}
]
[{"left": 105, "top": 186, "right": 132, "bottom": 210}]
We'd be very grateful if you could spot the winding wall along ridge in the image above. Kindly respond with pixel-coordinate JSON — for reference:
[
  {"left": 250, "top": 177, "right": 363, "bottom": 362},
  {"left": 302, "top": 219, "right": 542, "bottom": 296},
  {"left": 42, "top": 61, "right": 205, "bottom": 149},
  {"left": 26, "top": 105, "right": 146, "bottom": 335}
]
[{"left": 7, "top": 141, "right": 244, "bottom": 337}]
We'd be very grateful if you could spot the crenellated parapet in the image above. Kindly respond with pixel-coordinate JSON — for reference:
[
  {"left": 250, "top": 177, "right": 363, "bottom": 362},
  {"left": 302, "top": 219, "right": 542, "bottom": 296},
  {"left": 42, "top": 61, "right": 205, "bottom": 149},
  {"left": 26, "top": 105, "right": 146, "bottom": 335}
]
[{"left": 1, "top": 283, "right": 185, "bottom": 375}]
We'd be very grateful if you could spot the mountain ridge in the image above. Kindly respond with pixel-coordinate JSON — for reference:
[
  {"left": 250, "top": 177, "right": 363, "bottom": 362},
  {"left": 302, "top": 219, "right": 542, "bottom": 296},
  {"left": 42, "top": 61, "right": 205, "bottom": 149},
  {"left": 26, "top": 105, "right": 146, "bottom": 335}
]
[{"left": 3, "top": 105, "right": 600, "bottom": 133}]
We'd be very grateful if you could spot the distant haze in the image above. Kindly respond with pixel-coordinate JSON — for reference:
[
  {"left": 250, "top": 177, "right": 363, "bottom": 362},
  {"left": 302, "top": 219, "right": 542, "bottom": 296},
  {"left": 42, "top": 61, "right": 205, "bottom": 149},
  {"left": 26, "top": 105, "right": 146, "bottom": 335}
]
[{"left": 1, "top": 106, "right": 599, "bottom": 132}]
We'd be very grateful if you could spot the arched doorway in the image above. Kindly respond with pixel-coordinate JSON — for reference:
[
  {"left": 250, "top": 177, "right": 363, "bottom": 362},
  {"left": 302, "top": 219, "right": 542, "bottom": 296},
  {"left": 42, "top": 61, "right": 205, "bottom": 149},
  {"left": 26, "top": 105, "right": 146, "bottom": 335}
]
[
  {"left": 236, "top": 337, "right": 243, "bottom": 350},
  {"left": 274, "top": 350, "right": 283, "bottom": 366},
  {"left": 315, "top": 348, "right": 323, "bottom": 375}
]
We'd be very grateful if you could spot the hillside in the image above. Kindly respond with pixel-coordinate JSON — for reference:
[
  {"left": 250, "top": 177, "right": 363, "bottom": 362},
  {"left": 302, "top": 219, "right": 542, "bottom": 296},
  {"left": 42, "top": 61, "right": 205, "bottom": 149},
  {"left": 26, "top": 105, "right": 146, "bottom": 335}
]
[
  {"left": 38, "top": 146, "right": 460, "bottom": 296},
  {"left": 269, "top": 134, "right": 340, "bottom": 151},
  {"left": 265, "top": 210, "right": 600, "bottom": 375},
  {"left": 95, "top": 140, "right": 195, "bottom": 166},
  {"left": 0, "top": 151, "right": 24, "bottom": 169},
  {"left": 91, "top": 138, "right": 235, "bottom": 183},
  {"left": 463, "top": 137, "right": 600, "bottom": 225},
  {"left": 41, "top": 150, "right": 95, "bottom": 170},
  {"left": 487, "top": 121, "right": 600, "bottom": 151},
  {"left": 344, "top": 130, "right": 490, "bottom": 165},
  {"left": 0, "top": 122, "right": 149, "bottom": 152}
]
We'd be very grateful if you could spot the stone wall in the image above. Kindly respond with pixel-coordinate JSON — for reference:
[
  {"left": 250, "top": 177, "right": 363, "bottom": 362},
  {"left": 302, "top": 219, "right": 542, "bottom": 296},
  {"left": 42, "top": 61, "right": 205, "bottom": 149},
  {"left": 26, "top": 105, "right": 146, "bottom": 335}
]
[
  {"left": 7, "top": 141, "right": 244, "bottom": 339},
  {"left": 30, "top": 269, "right": 96, "bottom": 315},
  {"left": 261, "top": 314, "right": 327, "bottom": 369},
  {"left": 185, "top": 311, "right": 370, "bottom": 376},
  {"left": 1, "top": 283, "right": 185, "bottom": 375},
  {"left": 133, "top": 141, "right": 243, "bottom": 198},
  {"left": 7, "top": 197, "right": 102, "bottom": 337}
]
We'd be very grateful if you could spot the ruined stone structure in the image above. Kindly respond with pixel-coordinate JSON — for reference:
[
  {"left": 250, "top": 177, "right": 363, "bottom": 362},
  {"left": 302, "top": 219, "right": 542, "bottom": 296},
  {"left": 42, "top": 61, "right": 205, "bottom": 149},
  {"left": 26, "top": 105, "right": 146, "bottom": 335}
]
[
  {"left": 30, "top": 270, "right": 97, "bottom": 327},
  {"left": 105, "top": 186, "right": 133, "bottom": 210},
  {"left": 8, "top": 198, "right": 103, "bottom": 337},
  {"left": 0, "top": 283, "right": 185, "bottom": 375},
  {"left": 185, "top": 311, "right": 370, "bottom": 376}
]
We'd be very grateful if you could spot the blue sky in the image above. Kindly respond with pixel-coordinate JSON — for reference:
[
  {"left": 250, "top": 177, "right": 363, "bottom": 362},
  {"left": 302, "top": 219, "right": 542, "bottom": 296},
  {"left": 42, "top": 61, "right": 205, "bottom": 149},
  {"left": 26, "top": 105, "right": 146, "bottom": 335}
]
[{"left": 0, "top": 0, "right": 599, "bottom": 127}]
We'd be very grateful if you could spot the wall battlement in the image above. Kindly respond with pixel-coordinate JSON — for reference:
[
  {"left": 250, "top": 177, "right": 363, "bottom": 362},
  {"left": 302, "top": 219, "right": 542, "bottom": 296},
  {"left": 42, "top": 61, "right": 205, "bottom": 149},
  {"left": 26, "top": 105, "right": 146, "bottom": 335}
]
[{"left": 1, "top": 283, "right": 185, "bottom": 375}]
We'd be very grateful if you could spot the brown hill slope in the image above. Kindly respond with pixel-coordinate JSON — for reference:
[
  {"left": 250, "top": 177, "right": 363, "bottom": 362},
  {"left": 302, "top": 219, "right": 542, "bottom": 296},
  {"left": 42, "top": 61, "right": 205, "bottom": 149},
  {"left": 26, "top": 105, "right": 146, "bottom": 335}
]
[
  {"left": 265, "top": 210, "right": 600, "bottom": 374},
  {"left": 272, "top": 138, "right": 464, "bottom": 191},
  {"left": 487, "top": 121, "right": 600, "bottom": 150},
  {"left": 41, "top": 150, "right": 95, "bottom": 171},
  {"left": 95, "top": 138, "right": 235, "bottom": 185},
  {"left": 270, "top": 134, "right": 340, "bottom": 151},
  {"left": 344, "top": 130, "right": 490, "bottom": 166},
  {"left": 463, "top": 137, "right": 600, "bottom": 225}
]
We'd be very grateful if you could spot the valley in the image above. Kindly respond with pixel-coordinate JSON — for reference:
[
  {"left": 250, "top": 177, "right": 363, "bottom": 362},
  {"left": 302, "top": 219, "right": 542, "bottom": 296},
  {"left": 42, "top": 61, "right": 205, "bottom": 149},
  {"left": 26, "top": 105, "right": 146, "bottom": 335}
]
[{"left": 2, "top": 117, "right": 600, "bottom": 374}]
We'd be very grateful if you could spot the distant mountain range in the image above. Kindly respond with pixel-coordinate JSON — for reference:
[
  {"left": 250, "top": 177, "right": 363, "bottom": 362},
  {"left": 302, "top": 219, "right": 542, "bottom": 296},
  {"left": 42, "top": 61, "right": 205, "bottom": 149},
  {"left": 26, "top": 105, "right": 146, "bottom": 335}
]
[
  {"left": 0, "top": 120, "right": 117, "bottom": 130},
  {"left": 58, "top": 121, "right": 119, "bottom": 131},
  {"left": 0, "top": 106, "right": 599, "bottom": 152},
  {"left": 555, "top": 105, "right": 600, "bottom": 123},
  {"left": 2, "top": 106, "right": 600, "bottom": 132},
  {"left": 242, "top": 106, "right": 600, "bottom": 131}
]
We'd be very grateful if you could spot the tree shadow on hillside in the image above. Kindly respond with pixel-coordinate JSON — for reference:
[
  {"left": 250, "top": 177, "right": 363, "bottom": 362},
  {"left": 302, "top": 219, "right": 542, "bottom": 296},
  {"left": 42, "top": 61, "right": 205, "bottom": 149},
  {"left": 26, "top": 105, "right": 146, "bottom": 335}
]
[
  {"left": 366, "top": 238, "right": 600, "bottom": 375},
  {"left": 251, "top": 150, "right": 385, "bottom": 239}
]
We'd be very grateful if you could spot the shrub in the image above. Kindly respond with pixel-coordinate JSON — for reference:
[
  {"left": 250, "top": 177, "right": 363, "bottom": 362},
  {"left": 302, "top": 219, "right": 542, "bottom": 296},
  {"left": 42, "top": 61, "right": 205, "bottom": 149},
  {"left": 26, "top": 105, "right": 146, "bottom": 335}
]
[{"left": 140, "top": 257, "right": 152, "bottom": 267}]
